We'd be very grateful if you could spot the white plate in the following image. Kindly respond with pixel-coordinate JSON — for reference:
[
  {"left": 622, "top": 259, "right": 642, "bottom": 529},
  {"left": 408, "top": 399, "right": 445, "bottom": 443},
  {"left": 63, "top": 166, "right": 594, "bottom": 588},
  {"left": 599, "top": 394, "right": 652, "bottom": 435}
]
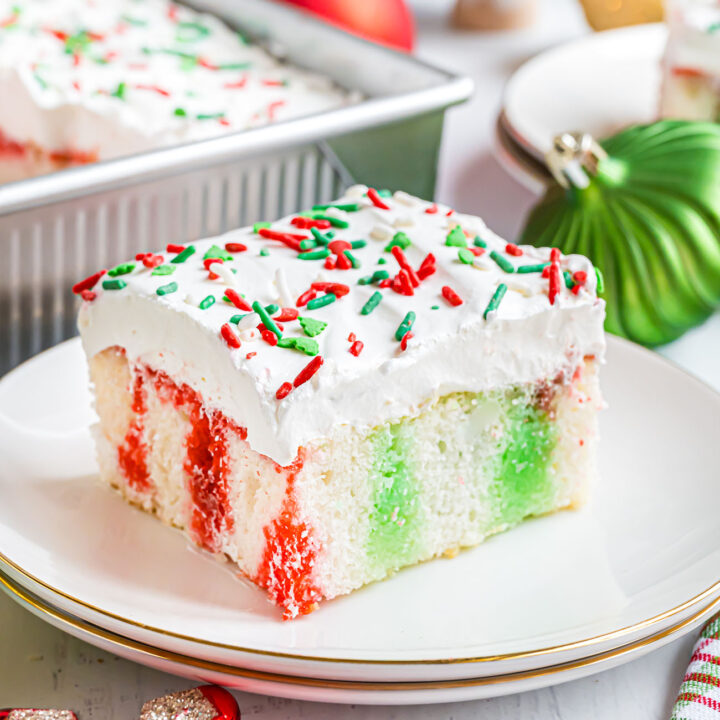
[
  {"left": 502, "top": 23, "right": 666, "bottom": 161},
  {"left": 1, "top": 337, "right": 720, "bottom": 683},
  {"left": 2, "top": 570, "right": 718, "bottom": 706}
]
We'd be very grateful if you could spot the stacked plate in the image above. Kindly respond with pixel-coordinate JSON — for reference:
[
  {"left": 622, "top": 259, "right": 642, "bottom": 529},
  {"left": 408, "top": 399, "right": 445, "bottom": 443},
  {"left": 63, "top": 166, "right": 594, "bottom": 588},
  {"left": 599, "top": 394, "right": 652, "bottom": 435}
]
[
  {"left": 494, "top": 23, "right": 667, "bottom": 194},
  {"left": 1, "top": 336, "right": 720, "bottom": 704}
]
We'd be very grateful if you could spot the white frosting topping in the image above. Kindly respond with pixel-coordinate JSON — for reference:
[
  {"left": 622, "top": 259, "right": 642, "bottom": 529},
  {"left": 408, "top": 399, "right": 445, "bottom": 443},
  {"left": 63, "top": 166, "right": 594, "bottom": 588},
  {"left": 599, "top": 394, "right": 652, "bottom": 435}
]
[
  {"left": 665, "top": 0, "right": 720, "bottom": 76},
  {"left": 78, "top": 187, "right": 606, "bottom": 466},
  {"left": 0, "top": 0, "right": 356, "bottom": 157}
]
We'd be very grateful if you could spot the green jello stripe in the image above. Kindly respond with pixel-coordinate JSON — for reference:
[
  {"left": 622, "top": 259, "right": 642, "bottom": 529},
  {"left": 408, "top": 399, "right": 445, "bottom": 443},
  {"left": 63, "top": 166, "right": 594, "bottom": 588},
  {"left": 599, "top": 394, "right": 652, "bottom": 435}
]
[{"left": 366, "top": 422, "right": 423, "bottom": 571}]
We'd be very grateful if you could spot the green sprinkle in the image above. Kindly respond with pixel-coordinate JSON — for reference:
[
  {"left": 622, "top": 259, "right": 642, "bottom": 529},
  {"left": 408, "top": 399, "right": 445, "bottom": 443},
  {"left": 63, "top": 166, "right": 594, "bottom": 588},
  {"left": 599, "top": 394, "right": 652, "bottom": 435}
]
[
  {"left": 358, "top": 276, "right": 373, "bottom": 286},
  {"left": 312, "top": 202, "right": 360, "bottom": 212},
  {"left": 111, "top": 82, "right": 126, "bottom": 100},
  {"left": 311, "top": 227, "right": 331, "bottom": 245},
  {"left": 473, "top": 236, "right": 487, "bottom": 248},
  {"left": 176, "top": 20, "right": 211, "bottom": 42},
  {"left": 102, "top": 279, "right": 126, "bottom": 291},
  {"left": 350, "top": 239, "right": 367, "bottom": 249},
  {"left": 431, "top": 305, "right": 440, "bottom": 310},
  {"left": 151, "top": 264, "right": 176, "bottom": 276},
  {"left": 216, "top": 62, "right": 252, "bottom": 70},
  {"left": 174, "top": 107, "right": 187, "bottom": 117},
  {"left": 298, "top": 248, "right": 330, "bottom": 260},
  {"left": 196, "top": 112, "right": 225, "bottom": 120},
  {"left": 264, "top": 303, "right": 279, "bottom": 315},
  {"left": 458, "top": 248, "right": 475, "bottom": 265},
  {"left": 121, "top": 14, "right": 148, "bottom": 26},
  {"left": 312, "top": 213, "right": 349, "bottom": 228},
  {"left": 277, "top": 337, "right": 319, "bottom": 356},
  {"left": 298, "top": 316, "right": 327, "bottom": 337},
  {"left": 361, "top": 291, "right": 383, "bottom": 316},
  {"left": 377, "top": 257, "right": 387, "bottom": 265},
  {"left": 595, "top": 267, "right": 605, "bottom": 294},
  {"left": 203, "top": 244, "right": 233, "bottom": 261},
  {"left": 385, "top": 232, "right": 411, "bottom": 252},
  {"left": 446, "top": 226, "right": 467, "bottom": 247},
  {"left": 199, "top": 295, "right": 215, "bottom": 310},
  {"left": 299, "top": 238, "right": 317, "bottom": 250},
  {"left": 484, "top": 284, "right": 507, "bottom": 320},
  {"left": 378, "top": 189, "right": 392, "bottom": 197},
  {"left": 34, "top": 73, "right": 47, "bottom": 89},
  {"left": 395, "top": 311, "right": 416, "bottom": 341},
  {"left": 230, "top": 313, "right": 248, "bottom": 325},
  {"left": 490, "top": 250, "right": 515, "bottom": 273},
  {"left": 563, "top": 270, "right": 574, "bottom": 289},
  {"left": 307, "top": 293, "right": 336, "bottom": 310},
  {"left": 372, "top": 269, "right": 390, "bottom": 283},
  {"left": 108, "top": 262, "right": 135, "bottom": 277},
  {"left": 252, "top": 300, "right": 282, "bottom": 338},
  {"left": 156, "top": 282, "right": 178, "bottom": 296},
  {"left": 517, "top": 263, "right": 549, "bottom": 274},
  {"left": 259, "top": 248, "right": 269, "bottom": 257},
  {"left": 253, "top": 222, "right": 271, "bottom": 233},
  {"left": 171, "top": 245, "right": 196, "bottom": 264},
  {"left": 344, "top": 251, "right": 360, "bottom": 268}
]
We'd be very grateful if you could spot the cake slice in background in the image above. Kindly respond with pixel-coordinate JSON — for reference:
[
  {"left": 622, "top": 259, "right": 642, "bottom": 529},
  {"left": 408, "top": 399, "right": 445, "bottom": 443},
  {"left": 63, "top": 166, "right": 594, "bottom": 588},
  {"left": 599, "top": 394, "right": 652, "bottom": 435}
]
[
  {"left": 661, "top": 0, "right": 720, "bottom": 121},
  {"left": 77, "top": 187, "right": 606, "bottom": 619},
  {"left": 0, "top": 0, "right": 355, "bottom": 183}
]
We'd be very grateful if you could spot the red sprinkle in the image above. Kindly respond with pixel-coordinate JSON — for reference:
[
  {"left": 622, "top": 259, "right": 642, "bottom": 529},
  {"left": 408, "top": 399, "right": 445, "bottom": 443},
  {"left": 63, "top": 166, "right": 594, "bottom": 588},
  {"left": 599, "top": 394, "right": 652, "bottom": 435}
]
[
  {"left": 294, "top": 356, "right": 324, "bottom": 388},
  {"left": 80, "top": 290, "right": 96, "bottom": 302},
  {"left": 573, "top": 270, "right": 588, "bottom": 285},
  {"left": 204, "top": 257, "right": 224, "bottom": 270},
  {"left": 135, "top": 83, "right": 170, "bottom": 97},
  {"left": 419, "top": 253, "right": 436, "bottom": 272},
  {"left": 290, "top": 217, "right": 331, "bottom": 230},
  {"left": 336, "top": 252, "right": 352, "bottom": 270},
  {"left": 398, "top": 269, "right": 414, "bottom": 296},
  {"left": 166, "top": 243, "right": 186, "bottom": 253},
  {"left": 72, "top": 269, "right": 106, "bottom": 295},
  {"left": 262, "top": 79, "right": 285, "bottom": 87},
  {"left": 417, "top": 265, "right": 436, "bottom": 280},
  {"left": 324, "top": 255, "right": 336, "bottom": 270},
  {"left": 446, "top": 209, "right": 455, "bottom": 217},
  {"left": 548, "top": 263, "right": 561, "bottom": 305},
  {"left": 470, "top": 247, "right": 485, "bottom": 256},
  {"left": 274, "top": 308, "right": 299, "bottom": 322},
  {"left": 571, "top": 284, "right": 582, "bottom": 295},
  {"left": 347, "top": 332, "right": 356, "bottom": 342},
  {"left": 505, "top": 243, "right": 523, "bottom": 257},
  {"left": 224, "top": 76, "right": 248, "bottom": 90},
  {"left": 379, "top": 278, "right": 392, "bottom": 288},
  {"left": 391, "top": 246, "right": 420, "bottom": 287},
  {"left": 258, "top": 228, "right": 307, "bottom": 251},
  {"left": 224, "top": 289, "right": 252, "bottom": 312},
  {"left": 225, "top": 242, "right": 247, "bottom": 253},
  {"left": 541, "top": 265, "right": 551, "bottom": 279},
  {"left": 400, "top": 332, "right": 414, "bottom": 351},
  {"left": 296, "top": 289, "right": 317, "bottom": 307},
  {"left": 142, "top": 254, "right": 164, "bottom": 269},
  {"left": 261, "top": 329, "right": 278, "bottom": 346},
  {"left": 442, "top": 285, "right": 463, "bottom": 307},
  {"left": 349, "top": 340, "right": 364, "bottom": 356},
  {"left": 367, "top": 187, "right": 390, "bottom": 210},
  {"left": 328, "top": 239, "right": 351, "bottom": 255},
  {"left": 276, "top": 382, "right": 293, "bottom": 400},
  {"left": 135, "top": 252, "right": 149, "bottom": 261},
  {"left": 220, "top": 323, "right": 241, "bottom": 349},
  {"left": 550, "top": 248, "right": 561, "bottom": 263},
  {"left": 246, "top": 351, "right": 257, "bottom": 359},
  {"left": 425, "top": 203, "right": 438, "bottom": 214},
  {"left": 312, "top": 282, "right": 349, "bottom": 298}
]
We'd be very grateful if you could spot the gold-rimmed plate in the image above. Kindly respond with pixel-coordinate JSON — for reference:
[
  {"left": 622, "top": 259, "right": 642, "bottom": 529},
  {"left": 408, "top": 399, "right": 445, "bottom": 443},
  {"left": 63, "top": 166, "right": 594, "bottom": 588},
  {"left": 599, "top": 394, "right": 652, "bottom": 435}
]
[
  {"left": 1, "top": 337, "right": 720, "bottom": 683},
  {"left": 1, "top": 569, "right": 716, "bottom": 705}
]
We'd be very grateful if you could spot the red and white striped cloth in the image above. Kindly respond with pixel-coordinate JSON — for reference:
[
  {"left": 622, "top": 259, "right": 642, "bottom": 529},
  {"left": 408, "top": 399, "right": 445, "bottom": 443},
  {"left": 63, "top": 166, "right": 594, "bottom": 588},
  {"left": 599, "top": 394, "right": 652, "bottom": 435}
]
[{"left": 671, "top": 614, "right": 720, "bottom": 719}]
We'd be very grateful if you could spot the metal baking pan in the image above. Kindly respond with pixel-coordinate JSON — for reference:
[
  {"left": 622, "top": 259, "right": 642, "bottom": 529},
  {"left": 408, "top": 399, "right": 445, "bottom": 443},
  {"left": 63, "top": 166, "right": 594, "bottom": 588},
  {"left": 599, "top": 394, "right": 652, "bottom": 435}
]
[{"left": 0, "top": 0, "right": 473, "bottom": 373}]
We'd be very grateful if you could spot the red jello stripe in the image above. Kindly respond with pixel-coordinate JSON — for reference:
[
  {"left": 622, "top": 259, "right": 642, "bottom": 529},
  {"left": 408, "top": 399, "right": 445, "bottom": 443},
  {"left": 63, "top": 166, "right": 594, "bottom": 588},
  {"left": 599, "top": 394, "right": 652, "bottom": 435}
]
[
  {"left": 255, "top": 452, "right": 323, "bottom": 619},
  {"left": 117, "top": 370, "right": 152, "bottom": 493}
]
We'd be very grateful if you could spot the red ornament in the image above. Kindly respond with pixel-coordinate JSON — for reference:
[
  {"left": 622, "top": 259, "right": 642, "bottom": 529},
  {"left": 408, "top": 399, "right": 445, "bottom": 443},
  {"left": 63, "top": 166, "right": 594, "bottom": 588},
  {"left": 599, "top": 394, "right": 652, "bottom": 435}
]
[
  {"left": 279, "top": 0, "right": 414, "bottom": 52},
  {"left": 139, "top": 685, "right": 239, "bottom": 719}
]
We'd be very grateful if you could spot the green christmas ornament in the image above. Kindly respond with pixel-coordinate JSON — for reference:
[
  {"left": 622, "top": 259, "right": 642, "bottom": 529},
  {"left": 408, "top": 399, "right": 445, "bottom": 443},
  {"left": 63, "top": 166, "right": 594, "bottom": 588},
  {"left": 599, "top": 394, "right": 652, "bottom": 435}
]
[{"left": 519, "top": 121, "right": 720, "bottom": 347}]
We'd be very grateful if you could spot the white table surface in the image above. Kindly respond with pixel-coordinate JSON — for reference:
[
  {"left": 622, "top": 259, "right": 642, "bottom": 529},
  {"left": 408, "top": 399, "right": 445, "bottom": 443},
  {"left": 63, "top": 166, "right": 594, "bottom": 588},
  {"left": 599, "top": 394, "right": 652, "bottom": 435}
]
[{"left": 2, "top": 0, "right": 720, "bottom": 717}]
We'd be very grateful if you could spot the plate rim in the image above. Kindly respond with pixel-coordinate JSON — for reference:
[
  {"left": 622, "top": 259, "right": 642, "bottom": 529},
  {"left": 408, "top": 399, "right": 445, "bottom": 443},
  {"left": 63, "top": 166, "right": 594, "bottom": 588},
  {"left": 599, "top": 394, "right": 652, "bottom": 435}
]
[
  {"left": 2, "top": 335, "right": 720, "bottom": 666},
  {"left": 501, "top": 21, "right": 667, "bottom": 162},
  {"left": 1, "top": 568, "right": 717, "bottom": 692}
]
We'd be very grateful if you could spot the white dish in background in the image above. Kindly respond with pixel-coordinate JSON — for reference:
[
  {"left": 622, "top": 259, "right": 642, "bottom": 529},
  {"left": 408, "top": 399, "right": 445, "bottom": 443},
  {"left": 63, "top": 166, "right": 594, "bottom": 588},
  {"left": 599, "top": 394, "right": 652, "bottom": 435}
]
[
  {"left": 1, "top": 337, "right": 720, "bottom": 685},
  {"left": 502, "top": 23, "right": 666, "bottom": 161},
  {"left": 2, "top": 570, "right": 718, "bottom": 706}
]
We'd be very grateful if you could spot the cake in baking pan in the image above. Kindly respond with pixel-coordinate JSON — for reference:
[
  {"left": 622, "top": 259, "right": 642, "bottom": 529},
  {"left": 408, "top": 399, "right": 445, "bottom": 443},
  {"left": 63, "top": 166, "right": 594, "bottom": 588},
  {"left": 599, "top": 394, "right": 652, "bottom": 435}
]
[
  {"left": 661, "top": 0, "right": 720, "bottom": 121},
  {"left": 76, "top": 186, "right": 606, "bottom": 619},
  {"left": 0, "top": 0, "right": 355, "bottom": 183}
]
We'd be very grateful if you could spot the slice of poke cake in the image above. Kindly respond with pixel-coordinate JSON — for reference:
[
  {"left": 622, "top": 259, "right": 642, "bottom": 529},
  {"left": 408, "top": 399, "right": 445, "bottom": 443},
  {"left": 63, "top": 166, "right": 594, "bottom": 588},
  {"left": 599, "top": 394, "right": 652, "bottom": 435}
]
[
  {"left": 76, "top": 186, "right": 606, "bottom": 620},
  {"left": 661, "top": 0, "right": 720, "bottom": 121}
]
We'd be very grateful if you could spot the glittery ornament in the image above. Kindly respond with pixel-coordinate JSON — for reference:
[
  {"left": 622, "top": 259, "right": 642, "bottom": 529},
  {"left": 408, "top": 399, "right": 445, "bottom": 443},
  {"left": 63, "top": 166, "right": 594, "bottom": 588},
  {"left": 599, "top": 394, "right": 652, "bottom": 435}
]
[
  {"left": 139, "top": 686, "right": 239, "bottom": 720},
  {"left": 0, "top": 711, "right": 77, "bottom": 720}
]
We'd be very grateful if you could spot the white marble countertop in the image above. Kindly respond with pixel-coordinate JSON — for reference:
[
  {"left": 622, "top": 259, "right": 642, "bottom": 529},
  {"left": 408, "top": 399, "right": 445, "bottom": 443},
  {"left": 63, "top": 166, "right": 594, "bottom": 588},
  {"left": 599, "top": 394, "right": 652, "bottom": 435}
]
[{"left": 2, "top": 0, "right": 720, "bottom": 717}]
